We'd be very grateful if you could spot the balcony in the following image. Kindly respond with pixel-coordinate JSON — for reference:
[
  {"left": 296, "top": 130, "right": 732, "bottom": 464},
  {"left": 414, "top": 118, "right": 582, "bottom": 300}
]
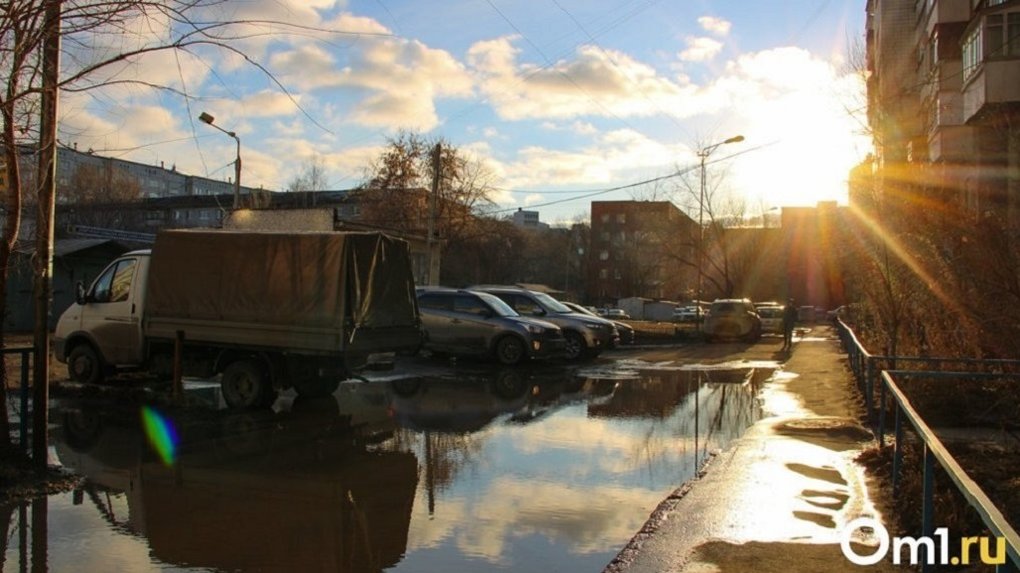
[
  {"left": 924, "top": 0, "right": 970, "bottom": 37},
  {"left": 962, "top": 58, "right": 1020, "bottom": 123}
]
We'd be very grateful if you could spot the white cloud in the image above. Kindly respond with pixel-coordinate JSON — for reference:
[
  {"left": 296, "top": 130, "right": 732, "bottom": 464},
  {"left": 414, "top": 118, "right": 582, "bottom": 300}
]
[
  {"left": 468, "top": 37, "right": 706, "bottom": 121},
  {"left": 698, "top": 16, "right": 732, "bottom": 36},
  {"left": 680, "top": 37, "right": 724, "bottom": 62},
  {"left": 523, "top": 193, "right": 543, "bottom": 205},
  {"left": 240, "top": 91, "right": 303, "bottom": 118},
  {"left": 269, "top": 33, "right": 472, "bottom": 130},
  {"left": 493, "top": 129, "right": 687, "bottom": 189}
]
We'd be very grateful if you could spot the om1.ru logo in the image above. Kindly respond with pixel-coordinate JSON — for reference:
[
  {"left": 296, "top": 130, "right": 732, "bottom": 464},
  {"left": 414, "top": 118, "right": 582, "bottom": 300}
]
[{"left": 841, "top": 517, "right": 1008, "bottom": 566}]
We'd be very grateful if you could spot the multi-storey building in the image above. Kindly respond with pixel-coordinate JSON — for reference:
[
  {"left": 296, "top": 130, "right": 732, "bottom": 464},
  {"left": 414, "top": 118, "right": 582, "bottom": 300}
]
[
  {"left": 587, "top": 201, "right": 698, "bottom": 305},
  {"left": 9, "top": 143, "right": 264, "bottom": 203},
  {"left": 866, "top": 0, "right": 1020, "bottom": 223}
]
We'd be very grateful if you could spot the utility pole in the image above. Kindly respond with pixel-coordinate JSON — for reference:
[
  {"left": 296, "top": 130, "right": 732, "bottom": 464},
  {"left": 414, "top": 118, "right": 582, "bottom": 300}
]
[
  {"left": 33, "top": 0, "right": 62, "bottom": 469},
  {"left": 426, "top": 143, "right": 441, "bottom": 285}
]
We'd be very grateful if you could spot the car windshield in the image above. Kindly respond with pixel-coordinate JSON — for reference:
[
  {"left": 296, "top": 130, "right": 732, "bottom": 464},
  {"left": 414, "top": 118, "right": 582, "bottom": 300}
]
[
  {"left": 533, "top": 292, "right": 573, "bottom": 313},
  {"left": 476, "top": 291, "right": 517, "bottom": 317},
  {"left": 566, "top": 303, "right": 597, "bottom": 317}
]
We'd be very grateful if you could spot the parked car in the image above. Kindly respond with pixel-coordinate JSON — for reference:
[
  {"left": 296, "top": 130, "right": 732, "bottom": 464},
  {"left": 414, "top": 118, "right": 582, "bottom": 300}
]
[
  {"left": 672, "top": 306, "right": 701, "bottom": 323},
  {"left": 474, "top": 287, "right": 619, "bottom": 360},
  {"left": 604, "top": 309, "right": 629, "bottom": 319},
  {"left": 563, "top": 302, "right": 635, "bottom": 346},
  {"left": 702, "top": 299, "right": 762, "bottom": 342},
  {"left": 797, "top": 306, "right": 817, "bottom": 322},
  {"left": 755, "top": 305, "right": 784, "bottom": 334},
  {"left": 416, "top": 288, "right": 566, "bottom": 365}
]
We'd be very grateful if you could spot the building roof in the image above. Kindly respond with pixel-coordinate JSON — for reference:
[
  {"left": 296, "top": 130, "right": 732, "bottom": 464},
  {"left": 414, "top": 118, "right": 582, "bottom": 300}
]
[{"left": 15, "top": 238, "right": 127, "bottom": 257}]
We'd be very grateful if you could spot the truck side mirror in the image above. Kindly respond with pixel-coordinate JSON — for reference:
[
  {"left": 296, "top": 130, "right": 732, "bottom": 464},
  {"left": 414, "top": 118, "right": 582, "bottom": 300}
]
[{"left": 75, "top": 282, "right": 86, "bottom": 305}]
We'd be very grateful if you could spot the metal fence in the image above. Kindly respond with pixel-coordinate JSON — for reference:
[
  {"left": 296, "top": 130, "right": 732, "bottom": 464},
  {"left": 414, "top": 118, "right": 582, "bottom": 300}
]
[
  {"left": 3, "top": 346, "right": 34, "bottom": 452},
  {"left": 835, "top": 320, "right": 1020, "bottom": 572}
]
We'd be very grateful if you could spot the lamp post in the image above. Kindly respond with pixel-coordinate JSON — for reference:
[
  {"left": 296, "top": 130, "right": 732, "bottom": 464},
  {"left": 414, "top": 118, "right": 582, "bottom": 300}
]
[
  {"left": 696, "top": 135, "right": 744, "bottom": 310},
  {"left": 199, "top": 111, "right": 242, "bottom": 209}
]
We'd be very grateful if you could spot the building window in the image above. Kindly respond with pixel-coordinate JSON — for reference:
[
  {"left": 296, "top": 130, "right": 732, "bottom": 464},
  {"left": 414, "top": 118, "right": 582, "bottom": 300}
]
[
  {"left": 613, "top": 269, "right": 622, "bottom": 280},
  {"left": 963, "top": 28, "right": 981, "bottom": 79},
  {"left": 599, "top": 269, "right": 608, "bottom": 279},
  {"left": 599, "top": 250, "right": 609, "bottom": 261},
  {"left": 601, "top": 214, "right": 610, "bottom": 223},
  {"left": 1009, "top": 13, "right": 1020, "bottom": 56},
  {"left": 616, "top": 213, "right": 626, "bottom": 223}
]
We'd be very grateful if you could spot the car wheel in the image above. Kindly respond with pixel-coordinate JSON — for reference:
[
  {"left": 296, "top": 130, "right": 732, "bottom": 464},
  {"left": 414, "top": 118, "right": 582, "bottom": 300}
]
[
  {"left": 221, "top": 359, "right": 274, "bottom": 410},
  {"left": 563, "top": 331, "right": 586, "bottom": 360},
  {"left": 68, "top": 344, "right": 105, "bottom": 385},
  {"left": 495, "top": 336, "right": 526, "bottom": 365}
]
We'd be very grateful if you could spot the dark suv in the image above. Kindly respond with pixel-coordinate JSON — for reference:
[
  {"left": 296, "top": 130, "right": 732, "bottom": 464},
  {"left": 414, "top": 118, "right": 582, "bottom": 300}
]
[
  {"left": 473, "top": 287, "right": 618, "bottom": 360},
  {"left": 416, "top": 288, "right": 566, "bottom": 365}
]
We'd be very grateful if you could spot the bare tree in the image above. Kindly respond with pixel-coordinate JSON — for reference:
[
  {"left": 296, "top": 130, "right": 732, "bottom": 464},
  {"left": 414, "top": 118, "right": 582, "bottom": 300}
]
[{"left": 286, "top": 154, "right": 330, "bottom": 206}]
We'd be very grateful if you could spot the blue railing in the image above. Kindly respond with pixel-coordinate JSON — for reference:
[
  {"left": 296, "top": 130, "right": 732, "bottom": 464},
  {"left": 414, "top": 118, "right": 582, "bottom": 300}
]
[
  {"left": 835, "top": 320, "right": 1020, "bottom": 572},
  {"left": 3, "top": 346, "right": 34, "bottom": 452}
]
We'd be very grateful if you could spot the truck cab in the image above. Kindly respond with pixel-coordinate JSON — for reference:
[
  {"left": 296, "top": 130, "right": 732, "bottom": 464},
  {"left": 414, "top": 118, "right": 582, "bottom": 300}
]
[{"left": 54, "top": 250, "right": 152, "bottom": 384}]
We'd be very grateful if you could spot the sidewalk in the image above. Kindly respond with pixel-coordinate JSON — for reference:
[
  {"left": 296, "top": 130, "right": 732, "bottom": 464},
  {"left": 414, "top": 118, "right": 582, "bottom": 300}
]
[{"left": 606, "top": 326, "right": 905, "bottom": 573}]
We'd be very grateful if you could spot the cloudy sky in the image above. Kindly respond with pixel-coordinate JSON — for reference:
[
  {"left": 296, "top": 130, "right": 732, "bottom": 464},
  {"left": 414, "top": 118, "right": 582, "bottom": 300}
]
[{"left": 58, "top": 0, "right": 871, "bottom": 224}]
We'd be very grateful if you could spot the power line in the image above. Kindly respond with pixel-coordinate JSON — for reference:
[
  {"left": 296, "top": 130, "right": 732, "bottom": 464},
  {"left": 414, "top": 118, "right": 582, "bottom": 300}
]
[{"left": 485, "top": 141, "right": 776, "bottom": 214}]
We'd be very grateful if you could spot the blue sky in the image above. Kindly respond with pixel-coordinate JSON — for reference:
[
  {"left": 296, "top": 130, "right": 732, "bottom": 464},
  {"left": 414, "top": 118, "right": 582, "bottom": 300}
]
[{"left": 59, "top": 1, "right": 871, "bottom": 224}]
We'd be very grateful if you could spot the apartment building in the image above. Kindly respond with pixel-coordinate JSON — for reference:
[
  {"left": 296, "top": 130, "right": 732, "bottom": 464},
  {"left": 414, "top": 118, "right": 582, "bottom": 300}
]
[
  {"left": 587, "top": 201, "right": 698, "bottom": 305},
  {"left": 866, "top": 0, "right": 1020, "bottom": 223}
]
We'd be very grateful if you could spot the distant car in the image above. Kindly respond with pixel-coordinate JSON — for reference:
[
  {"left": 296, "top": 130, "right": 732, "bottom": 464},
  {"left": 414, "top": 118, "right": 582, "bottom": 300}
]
[
  {"left": 797, "top": 306, "right": 817, "bottom": 322},
  {"left": 702, "top": 299, "right": 762, "bottom": 342},
  {"left": 605, "top": 308, "right": 630, "bottom": 319},
  {"left": 755, "top": 305, "right": 784, "bottom": 334},
  {"left": 416, "top": 288, "right": 566, "bottom": 365},
  {"left": 474, "top": 286, "right": 619, "bottom": 360},
  {"left": 563, "top": 302, "right": 635, "bottom": 346},
  {"left": 673, "top": 306, "right": 701, "bottom": 323}
]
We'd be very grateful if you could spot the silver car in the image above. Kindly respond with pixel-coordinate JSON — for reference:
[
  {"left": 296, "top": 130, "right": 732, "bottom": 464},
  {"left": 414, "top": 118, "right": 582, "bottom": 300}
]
[
  {"left": 474, "top": 287, "right": 619, "bottom": 360},
  {"left": 416, "top": 289, "right": 566, "bottom": 365}
]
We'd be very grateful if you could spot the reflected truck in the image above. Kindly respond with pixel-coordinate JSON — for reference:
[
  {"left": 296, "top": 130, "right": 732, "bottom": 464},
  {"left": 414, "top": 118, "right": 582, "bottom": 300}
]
[{"left": 53, "top": 394, "right": 419, "bottom": 573}]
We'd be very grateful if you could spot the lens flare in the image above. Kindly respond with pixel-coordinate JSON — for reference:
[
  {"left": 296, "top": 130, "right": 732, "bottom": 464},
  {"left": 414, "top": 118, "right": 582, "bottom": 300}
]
[{"left": 141, "top": 406, "right": 179, "bottom": 466}]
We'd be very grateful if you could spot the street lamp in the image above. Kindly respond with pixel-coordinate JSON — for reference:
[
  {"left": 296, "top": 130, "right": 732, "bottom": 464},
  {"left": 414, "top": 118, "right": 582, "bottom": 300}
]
[
  {"left": 199, "top": 111, "right": 242, "bottom": 209},
  {"left": 696, "top": 135, "right": 744, "bottom": 310}
]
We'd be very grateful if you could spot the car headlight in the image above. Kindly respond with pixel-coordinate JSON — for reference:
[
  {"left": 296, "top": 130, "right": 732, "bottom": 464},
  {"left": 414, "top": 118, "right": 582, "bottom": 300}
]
[
  {"left": 582, "top": 321, "right": 606, "bottom": 330},
  {"left": 525, "top": 324, "right": 546, "bottom": 334}
]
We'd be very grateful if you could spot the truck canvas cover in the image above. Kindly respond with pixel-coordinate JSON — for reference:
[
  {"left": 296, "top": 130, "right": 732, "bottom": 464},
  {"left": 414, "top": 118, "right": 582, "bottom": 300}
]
[{"left": 145, "top": 230, "right": 420, "bottom": 353}]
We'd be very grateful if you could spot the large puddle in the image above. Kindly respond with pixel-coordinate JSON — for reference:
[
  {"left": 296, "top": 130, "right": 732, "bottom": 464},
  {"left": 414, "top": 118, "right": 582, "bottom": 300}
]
[{"left": 2, "top": 361, "right": 775, "bottom": 572}]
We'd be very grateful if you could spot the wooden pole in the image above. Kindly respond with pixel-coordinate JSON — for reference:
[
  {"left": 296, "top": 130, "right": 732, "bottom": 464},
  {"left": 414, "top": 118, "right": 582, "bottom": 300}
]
[{"left": 32, "top": 0, "right": 61, "bottom": 469}]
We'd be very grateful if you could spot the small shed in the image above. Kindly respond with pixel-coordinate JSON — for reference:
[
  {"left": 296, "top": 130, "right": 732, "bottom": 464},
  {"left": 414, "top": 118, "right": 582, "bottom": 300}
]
[
  {"left": 6, "top": 239, "right": 130, "bottom": 331},
  {"left": 617, "top": 297, "right": 651, "bottom": 320},
  {"left": 644, "top": 300, "right": 680, "bottom": 322}
]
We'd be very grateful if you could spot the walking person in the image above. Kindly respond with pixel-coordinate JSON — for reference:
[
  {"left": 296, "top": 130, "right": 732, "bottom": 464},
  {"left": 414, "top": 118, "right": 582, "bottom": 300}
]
[{"left": 782, "top": 298, "right": 798, "bottom": 351}]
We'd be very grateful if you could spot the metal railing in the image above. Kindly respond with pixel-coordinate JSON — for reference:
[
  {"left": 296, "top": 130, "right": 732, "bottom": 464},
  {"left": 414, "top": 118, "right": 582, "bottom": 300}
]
[
  {"left": 835, "top": 320, "right": 1020, "bottom": 572},
  {"left": 3, "top": 346, "right": 34, "bottom": 452}
]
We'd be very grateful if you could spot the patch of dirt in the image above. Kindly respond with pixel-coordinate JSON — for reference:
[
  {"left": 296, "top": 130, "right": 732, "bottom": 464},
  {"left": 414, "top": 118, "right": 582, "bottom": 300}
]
[
  {"left": 773, "top": 417, "right": 873, "bottom": 451},
  {"left": 0, "top": 446, "right": 81, "bottom": 505}
]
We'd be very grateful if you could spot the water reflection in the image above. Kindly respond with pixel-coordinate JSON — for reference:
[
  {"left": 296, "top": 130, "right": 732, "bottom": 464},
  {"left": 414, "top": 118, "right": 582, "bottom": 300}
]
[
  {"left": 7, "top": 362, "right": 772, "bottom": 573},
  {"left": 42, "top": 388, "right": 418, "bottom": 573}
]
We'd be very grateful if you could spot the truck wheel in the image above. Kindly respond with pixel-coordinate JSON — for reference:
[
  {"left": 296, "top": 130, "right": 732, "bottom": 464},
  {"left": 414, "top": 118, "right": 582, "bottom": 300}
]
[
  {"left": 68, "top": 344, "right": 105, "bottom": 385},
  {"left": 494, "top": 336, "right": 526, "bottom": 365},
  {"left": 293, "top": 377, "right": 340, "bottom": 399},
  {"left": 221, "top": 360, "right": 273, "bottom": 410},
  {"left": 563, "top": 331, "right": 586, "bottom": 361}
]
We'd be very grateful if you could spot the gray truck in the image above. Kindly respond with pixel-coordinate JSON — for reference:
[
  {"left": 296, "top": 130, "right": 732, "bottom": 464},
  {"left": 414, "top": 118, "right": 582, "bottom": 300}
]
[{"left": 53, "top": 230, "right": 422, "bottom": 408}]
